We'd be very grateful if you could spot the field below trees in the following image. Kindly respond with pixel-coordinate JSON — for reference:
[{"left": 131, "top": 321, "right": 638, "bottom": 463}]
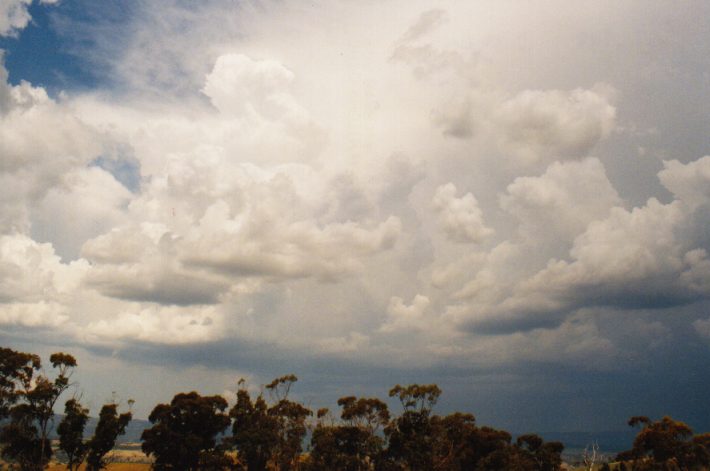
[{"left": 46, "top": 464, "right": 150, "bottom": 471}]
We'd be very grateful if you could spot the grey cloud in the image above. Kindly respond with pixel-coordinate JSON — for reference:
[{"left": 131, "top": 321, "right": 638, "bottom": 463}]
[
  {"left": 5, "top": 0, "right": 710, "bottom": 435},
  {"left": 87, "top": 270, "right": 226, "bottom": 306},
  {"left": 432, "top": 97, "right": 476, "bottom": 139},
  {"left": 432, "top": 183, "right": 492, "bottom": 244},
  {"left": 493, "top": 87, "right": 616, "bottom": 163},
  {"left": 398, "top": 9, "right": 447, "bottom": 44},
  {"left": 500, "top": 158, "right": 621, "bottom": 244}
]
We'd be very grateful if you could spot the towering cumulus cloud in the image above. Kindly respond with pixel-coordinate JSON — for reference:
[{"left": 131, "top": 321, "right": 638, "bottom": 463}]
[{"left": 1, "top": 0, "right": 710, "bottom": 429}]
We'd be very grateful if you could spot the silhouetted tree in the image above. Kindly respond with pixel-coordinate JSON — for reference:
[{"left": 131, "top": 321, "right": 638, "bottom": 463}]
[
  {"left": 58, "top": 398, "right": 90, "bottom": 470},
  {"left": 308, "top": 396, "right": 390, "bottom": 471},
  {"left": 229, "top": 387, "right": 280, "bottom": 471},
  {"left": 473, "top": 433, "right": 563, "bottom": 471},
  {"left": 339, "top": 396, "right": 391, "bottom": 435},
  {"left": 0, "top": 350, "right": 76, "bottom": 470},
  {"left": 515, "top": 434, "right": 564, "bottom": 471},
  {"left": 430, "top": 412, "right": 478, "bottom": 470},
  {"left": 0, "top": 347, "right": 40, "bottom": 420},
  {"left": 309, "top": 425, "right": 368, "bottom": 471},
  {"left": 267, "top": 375, "right": 312, "bottom": 470},
  {"left": 141, "top": 391, "right": 232, "bottom": 471},
  {"left": 86, "top": 402, "right": 132, "bottom": 470},
  {"left": 228, "top": 375, "right": 311, "bottom": 471},
  {"left": 383, "top": 384, "right": 441, "bottom": 471},
  {"left": 616, "top": 415, "right": 710, "bottom": 470},
  {"left": 467, "top": 425, "right": 513, "bottom": 470}
]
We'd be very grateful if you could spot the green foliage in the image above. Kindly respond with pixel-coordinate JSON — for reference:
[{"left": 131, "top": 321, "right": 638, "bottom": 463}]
[
  {"left": 309, "top": 425, "right": 373, "bottom": 471},
  {"left": 383, "top": 384, "right": 442, "bottom": 470},
  {"left": 269, "top": 397, "right": 312, "bottom": 470},
  {"left": 86, "top": 403, "right": 132, "bottom": 470},
  {"left": 229, "top": 375, "right": 312, "bottom": 471},
  {"left": 0, "top": 347, "right": 40, "bottom": 420},
  {"left": 388, "top": 384, "right": 441, "bottom": 413},
  {"left": 430, "top": 412, "right": 478, "bottom": 470},
  {"left": 616, "top": 415, "right": 710, "bottom": 470},
  {"left": 266, "top": 375, "right": 298, "bottom": 397},
  {"left": 307, "top": 396, "right": 389, "bottom": 471},
  {"left": 306, "top": 383, "right": 565, "bottom": 471},
  {"left": 384, "top": 408, "right": 436, "bottom": 470},
  {"left": 229, "top": 389, "right": 280, "bottom": 471},
  {"left": 338, "top": 396, "right": 390, "bottom": 433},
  {"left": 141, "top": 391, "right": 231, "bottom": 471},
  {"left": 0, "top": 348, "right": 76, "bottom": 470},
  {"left": 515, "top": 434, "right": 564, "bottom": 471},
  {"left": 57, "top": 398, "right": 90, "bottom": 471},
  {"left": 19, "top": 347, "right": 710, "bottom": 471},
  {"left": 0, "top": 417, "right": 52, "bottom": 471}
]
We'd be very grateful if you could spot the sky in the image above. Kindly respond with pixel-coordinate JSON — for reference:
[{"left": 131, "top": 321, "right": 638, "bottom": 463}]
[{"left": 1, "top": 0, "right": 710, "bottom": 434}]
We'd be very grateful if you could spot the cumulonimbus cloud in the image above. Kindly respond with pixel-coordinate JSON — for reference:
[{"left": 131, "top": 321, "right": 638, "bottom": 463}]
[{"left": 0, "top": 1, "right": 709, "bottom": 384}]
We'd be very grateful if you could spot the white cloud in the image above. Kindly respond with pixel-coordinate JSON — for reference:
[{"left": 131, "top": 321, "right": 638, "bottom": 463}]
[
  {"left": 32, "top": 166, "right": 131, "bottom": 260},
  {"left": 390, "top": 9, "right": 617, "bottom": 166},
  {"left": 494, "top": 86, "right": 617, "bottom": 164},
  {"left": 379, "top": 294, "right": 431, "bottom": 333},
  {"left": 0, "top": 0, "right": 31, "bottom": 37},
  {"left": 658, "top": 155, "right": 710, "bottom": 210},
  {"left": 438, "top": 153, "right": 710, "bottom": 334},
  {"left": 318, "top": 331, "right": 370, "bottom": 354},
  {"left": 83, "top": 304, "right": 225, "bottom": 345},
  {"left": 0, "top": 62, "right": 102, "bottom": 236},
  {"left": 1, "top": 56, "right": 51, "bottom": 114},
  {"left": 0, "top": 301, "right": 68, "bottom": 327},
  {"left": 432, "top": 183, "right": 492, "bottom": 243},
  {"left": 2, "top": 0, "right": 710, "bottom": 389},
  {"left": 0, "top": 234, "right": 85, "bottom": 302},
  {"left": 501, "top": 158, "right": 621, "bottom": 243},
  {"left": 0, "top": 234, "right": 86, "bottom": 328},
  {"left": 81, "top": 224, "right": 230, "bottom": 306},
  {"left": 0, "top": 0, "right": 59, "bottom": 37},
  {"left": 72, "top": 133, "right": 402, "bottom": 307},
  {"left": 203, "top": 54, "right": 297, "bottom": 118},
  {"left": 431, "top": 85, "right": 617, "bottom": 166},
  {"left": 546, "top": 199, "right": 688, "bottom": 290}
]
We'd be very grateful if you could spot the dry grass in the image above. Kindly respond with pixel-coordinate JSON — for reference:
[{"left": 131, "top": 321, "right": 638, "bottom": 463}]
[
  {"left": 44, "top": 448, "right": 152, "bottom": 470},
  {"left": 46, "top": 463, "right": 151, "bottom": 471}
]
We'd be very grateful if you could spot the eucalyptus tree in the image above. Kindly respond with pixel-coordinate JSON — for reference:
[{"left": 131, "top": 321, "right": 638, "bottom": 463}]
[
  {"left": 0, "top": 349, "right": 77, "bottom": 470},
  {"left": 86, "top": 402, "right": 133, "bottom": 470},
  {"left": 57, "top": 398, "right": 90, "bottom": 471},
  {"left": 141, "top": 391, "right": 232, "bottom": 471}
]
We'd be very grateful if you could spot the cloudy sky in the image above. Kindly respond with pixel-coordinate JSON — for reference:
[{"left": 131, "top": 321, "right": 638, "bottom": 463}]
[{"left": 1, "top": 0, "right": 710, "bottom": 433}]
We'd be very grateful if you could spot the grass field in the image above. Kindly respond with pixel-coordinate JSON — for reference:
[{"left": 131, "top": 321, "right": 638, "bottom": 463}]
[
  {"left": 46, "top": 464, "right": 151, "bottom": 471},
  {"left": 43, "top": 447, "right": 152, "bottom": 470}
]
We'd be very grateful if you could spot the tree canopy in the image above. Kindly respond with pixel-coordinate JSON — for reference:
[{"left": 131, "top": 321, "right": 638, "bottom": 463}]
[
  {"left": 5, "top": 345, "right": 710, "bottom": 471},
  {"left": 141, "top": 391, "right": 232, "bottom": 471}
]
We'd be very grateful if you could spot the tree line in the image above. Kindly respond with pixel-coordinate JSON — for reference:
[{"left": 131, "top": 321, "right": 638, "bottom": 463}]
[{"left": 1, "top": 347, "right": 709, "bottom": 471}]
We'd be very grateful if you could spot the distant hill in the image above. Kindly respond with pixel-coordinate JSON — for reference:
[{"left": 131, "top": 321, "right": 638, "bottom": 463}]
[{"left": 48, "top": 415, "right": 151, "bottom": 444}]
